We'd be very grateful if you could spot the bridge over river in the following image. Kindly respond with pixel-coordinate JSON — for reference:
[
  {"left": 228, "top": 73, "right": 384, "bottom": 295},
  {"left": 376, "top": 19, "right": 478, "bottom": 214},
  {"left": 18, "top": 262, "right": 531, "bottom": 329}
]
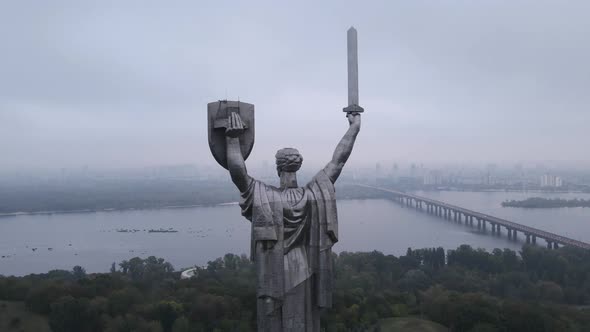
[{"left": 360, "top": 185, "right": 590, "bottom": 250}]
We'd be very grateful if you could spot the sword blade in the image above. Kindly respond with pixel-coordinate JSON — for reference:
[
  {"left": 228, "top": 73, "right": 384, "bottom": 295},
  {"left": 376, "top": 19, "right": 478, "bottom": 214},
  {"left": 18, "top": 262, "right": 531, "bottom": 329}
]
[{"left": 347, "top": 27, "right": 359, "bottom": 106}]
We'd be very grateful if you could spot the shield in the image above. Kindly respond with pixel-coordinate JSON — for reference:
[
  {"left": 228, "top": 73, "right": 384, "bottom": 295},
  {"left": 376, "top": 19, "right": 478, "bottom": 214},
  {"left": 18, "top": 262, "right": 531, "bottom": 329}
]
[{"left": 208, "top": 100, "right": 255, "bottom": 169}]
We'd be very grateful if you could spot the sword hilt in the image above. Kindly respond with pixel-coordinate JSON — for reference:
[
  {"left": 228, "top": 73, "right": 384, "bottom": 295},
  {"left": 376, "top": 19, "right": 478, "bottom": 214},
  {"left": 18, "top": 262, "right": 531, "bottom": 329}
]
[{"left": 343, "top": 104, "right": 364, "bottom": 114}]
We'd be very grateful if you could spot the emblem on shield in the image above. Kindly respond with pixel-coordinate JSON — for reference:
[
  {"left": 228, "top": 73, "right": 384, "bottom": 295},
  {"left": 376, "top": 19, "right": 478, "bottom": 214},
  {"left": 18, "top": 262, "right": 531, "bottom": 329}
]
[{"left": 207, "top": 100, "right": 255, "bottom": 169}]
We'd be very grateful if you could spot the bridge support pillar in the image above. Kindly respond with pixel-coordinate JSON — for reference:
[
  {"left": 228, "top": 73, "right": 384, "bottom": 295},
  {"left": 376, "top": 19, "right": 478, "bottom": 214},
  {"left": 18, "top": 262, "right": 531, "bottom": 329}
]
[
  {"left": 507, "top": 228, "right": 511, "bottom": 240},
  {"left": 547, "top": 241, "right": 552, "bottom": 249},
  {"left": 513, "top": 230, "right": 517, "bottom": 240},
  {"left": 477, "top": 218, "right": 481, "bottom": 229},
  {"left": 553, "top": 242, "right": 559, "bottom": 249},
  {"left": 532, "top": 235, "right": 536, "bottom": 245},
  {"left": 526, "top": 234, "right": 530, "bottom": 244},
  {"left": 469, "top": 216, "right": 474, "bottom": 226}
]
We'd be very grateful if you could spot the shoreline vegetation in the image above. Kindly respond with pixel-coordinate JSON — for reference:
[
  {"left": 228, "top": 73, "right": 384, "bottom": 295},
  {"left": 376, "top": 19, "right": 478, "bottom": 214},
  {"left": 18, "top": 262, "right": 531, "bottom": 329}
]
[
  {"left": 2, "top": 181, "right": 586, "bottom": 218},
  {"left": 502, "top": 197, "right": 590, "bottom": 208},
  {"left": 0, "top": 202, "right": 240, "bottom": 218},
  {"left": 1, "top": 244, "right": 590, "bottom": 331}
]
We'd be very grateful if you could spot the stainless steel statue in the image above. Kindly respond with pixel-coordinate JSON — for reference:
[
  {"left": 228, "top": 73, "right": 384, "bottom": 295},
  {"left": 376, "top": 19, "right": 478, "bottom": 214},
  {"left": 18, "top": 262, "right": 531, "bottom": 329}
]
[{"left": 207, "top": 27, "right": 362, "bottom": 332}]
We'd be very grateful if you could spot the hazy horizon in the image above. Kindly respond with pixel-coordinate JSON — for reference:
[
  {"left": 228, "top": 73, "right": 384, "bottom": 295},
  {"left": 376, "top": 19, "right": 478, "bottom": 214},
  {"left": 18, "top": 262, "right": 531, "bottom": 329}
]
[{"left": 2, "top": 1, "right": 590, "bottom": 171}]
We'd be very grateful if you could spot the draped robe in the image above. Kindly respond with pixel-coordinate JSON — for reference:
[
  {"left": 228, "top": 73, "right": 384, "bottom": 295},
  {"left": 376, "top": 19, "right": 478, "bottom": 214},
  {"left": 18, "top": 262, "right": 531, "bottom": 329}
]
[{"left": 239, "top": 169, "right": 338, "bottom": 332}]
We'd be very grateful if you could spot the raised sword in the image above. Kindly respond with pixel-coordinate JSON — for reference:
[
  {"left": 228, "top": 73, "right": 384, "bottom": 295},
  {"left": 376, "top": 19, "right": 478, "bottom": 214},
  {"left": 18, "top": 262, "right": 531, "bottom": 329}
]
[{"left": 343, "top": 26, "right": 364, "bottom": 114}]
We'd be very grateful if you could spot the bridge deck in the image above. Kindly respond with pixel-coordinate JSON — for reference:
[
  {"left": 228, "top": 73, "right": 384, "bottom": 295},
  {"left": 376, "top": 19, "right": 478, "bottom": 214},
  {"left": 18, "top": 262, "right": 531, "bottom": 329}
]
[{"left": 360, "top": 185, "right": 590, "bottom": 250}]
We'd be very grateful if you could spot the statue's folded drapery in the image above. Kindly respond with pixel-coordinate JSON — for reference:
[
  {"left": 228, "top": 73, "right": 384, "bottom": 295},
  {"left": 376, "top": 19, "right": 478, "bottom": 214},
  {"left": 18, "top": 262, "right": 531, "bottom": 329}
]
[{"left": 239, "top": 169, "right": 338, "bottom": 331}]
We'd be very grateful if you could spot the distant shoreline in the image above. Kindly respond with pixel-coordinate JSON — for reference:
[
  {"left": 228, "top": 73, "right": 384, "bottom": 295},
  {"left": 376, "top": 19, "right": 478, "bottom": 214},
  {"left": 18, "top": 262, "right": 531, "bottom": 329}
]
[
  {"left": 0, "top": 202, "right": 241, "bottom": 218},
  {"left": 1, "top": 187, "right": 587, "bottom": 217},
  {"left": 502, "top": 197, "right": 590, "bottom": 209},
  {"left": 416, "top": 188, "right": 584, "bottom": 194}
]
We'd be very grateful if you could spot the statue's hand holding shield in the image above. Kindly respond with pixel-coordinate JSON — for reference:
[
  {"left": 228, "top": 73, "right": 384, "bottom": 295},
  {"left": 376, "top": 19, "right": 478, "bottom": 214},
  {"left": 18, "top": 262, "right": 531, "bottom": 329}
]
[
  {"left": 207, "top": 100, "right": 255, "bottom": 169},
  {"left": 225, "top": 112, "right": 246, "bottom": 138}
]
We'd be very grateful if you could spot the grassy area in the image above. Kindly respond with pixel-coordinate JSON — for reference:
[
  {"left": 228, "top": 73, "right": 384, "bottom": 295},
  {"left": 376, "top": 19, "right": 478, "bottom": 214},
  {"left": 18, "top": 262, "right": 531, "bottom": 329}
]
[
  {"left": 376, "top": 317, "right": 448, "bottom": 332},
  {"left": 0, "top": 300, "right": 51, "bottom": 332}
]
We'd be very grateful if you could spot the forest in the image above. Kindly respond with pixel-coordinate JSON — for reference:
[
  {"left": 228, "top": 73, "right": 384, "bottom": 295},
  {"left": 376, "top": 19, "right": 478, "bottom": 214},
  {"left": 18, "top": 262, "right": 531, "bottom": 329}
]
[{"left": 1, "top": 244, "right": 590, "bottom": 331}]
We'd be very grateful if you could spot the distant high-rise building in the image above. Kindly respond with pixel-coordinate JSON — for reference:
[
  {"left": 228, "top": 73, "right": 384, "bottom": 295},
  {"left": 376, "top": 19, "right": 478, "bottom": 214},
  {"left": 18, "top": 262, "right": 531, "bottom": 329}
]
[
  {"left": 483, "top": 172, "right": 493, "bottom": 186},
  {"left": 424, "top": 170, "right": 443, "bottom": 186},
  {"left": 541, "top": 174, "right": 563, "bottom": 187}
]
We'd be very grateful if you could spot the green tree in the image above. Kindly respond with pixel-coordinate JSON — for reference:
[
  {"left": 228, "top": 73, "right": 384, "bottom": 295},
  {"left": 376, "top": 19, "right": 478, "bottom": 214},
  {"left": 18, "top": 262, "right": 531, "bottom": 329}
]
[
  {"left": 72, "top": 266, "right": 87, "bottom": 280},
  {"left": 49, "top": 295, "right": 94, "bottom": 332},
  {"left": 152, "top": 300, "right": 183, "bottom": 332},
  {"left": 171, "top": 316, "right": 190, "bottom": 332}
]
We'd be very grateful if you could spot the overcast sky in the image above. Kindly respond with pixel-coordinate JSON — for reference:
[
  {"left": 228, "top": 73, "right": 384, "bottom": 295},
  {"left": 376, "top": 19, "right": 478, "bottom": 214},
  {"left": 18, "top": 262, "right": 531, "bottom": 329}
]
[{"left": 1, "top": 1, "right": 589, "bottom": 171}]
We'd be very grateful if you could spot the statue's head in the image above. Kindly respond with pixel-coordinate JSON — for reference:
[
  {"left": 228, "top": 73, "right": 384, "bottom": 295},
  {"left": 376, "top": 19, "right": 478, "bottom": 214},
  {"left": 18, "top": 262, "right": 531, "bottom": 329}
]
[{"left": 275, "top": 148, "right": 303, "bottom": 176}]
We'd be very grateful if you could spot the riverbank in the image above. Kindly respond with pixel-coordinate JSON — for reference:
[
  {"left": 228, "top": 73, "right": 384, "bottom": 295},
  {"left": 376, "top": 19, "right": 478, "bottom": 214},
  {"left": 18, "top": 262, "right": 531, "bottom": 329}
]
[
  {"left": 502, "top": 197, "right": 590, "bottom": 208},
  {"left": 0, "top": 202, "right": 240, "bottom": 218}
]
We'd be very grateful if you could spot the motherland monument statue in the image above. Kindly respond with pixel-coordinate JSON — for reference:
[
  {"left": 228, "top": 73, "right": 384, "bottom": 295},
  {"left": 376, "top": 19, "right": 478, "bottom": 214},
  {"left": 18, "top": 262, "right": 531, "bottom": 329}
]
[{"left": 208, "top": 27, "right": 363, "bottom": 331}]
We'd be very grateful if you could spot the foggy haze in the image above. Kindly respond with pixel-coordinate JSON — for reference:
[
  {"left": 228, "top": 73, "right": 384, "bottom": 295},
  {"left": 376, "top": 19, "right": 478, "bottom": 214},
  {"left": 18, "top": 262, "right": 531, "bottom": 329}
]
[{"left": 2, "top": 1, "right": 589, "bottom": 171}]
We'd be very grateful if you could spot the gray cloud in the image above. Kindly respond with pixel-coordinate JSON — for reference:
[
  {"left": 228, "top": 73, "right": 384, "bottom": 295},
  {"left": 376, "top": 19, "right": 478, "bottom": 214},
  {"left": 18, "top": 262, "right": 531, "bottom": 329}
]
[{"left": 1, "top": 1, "right": 589, "bottom": 171}]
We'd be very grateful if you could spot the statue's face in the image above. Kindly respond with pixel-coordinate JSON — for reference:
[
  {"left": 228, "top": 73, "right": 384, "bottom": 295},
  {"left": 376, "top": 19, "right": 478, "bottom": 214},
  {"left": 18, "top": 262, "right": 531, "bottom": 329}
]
[{"left": 275, "top": 148, "right": 303, "bottom": 175}]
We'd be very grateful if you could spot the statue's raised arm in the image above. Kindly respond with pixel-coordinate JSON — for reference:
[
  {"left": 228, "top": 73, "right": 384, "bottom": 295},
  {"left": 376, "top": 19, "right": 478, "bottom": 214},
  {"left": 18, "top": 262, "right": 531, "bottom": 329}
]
[
  {"left": 225, "top": 112, "right": 252, "bottom": 193},
  {"left": 324, "top": 113, "right": 361, "bottom": 183}
]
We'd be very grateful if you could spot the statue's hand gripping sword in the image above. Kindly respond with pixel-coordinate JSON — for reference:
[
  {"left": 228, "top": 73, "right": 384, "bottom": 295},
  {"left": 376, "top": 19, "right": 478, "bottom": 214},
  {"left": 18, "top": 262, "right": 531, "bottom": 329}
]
[{"left": 343, "top": 27, "right": 364, "bottom": 115}]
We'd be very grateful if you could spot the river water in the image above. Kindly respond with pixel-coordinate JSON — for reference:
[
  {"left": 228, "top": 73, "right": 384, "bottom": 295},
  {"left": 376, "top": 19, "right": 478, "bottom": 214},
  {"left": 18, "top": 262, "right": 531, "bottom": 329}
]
[{"left": 1, "top": 191, "right": 589, "bottom": 276}]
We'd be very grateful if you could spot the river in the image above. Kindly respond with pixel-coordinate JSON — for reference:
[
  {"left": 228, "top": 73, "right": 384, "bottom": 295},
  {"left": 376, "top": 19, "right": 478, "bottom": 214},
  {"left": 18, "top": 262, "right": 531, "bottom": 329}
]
[{"left": 1, "top": 191, "right": 589, "bottom": 276}]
